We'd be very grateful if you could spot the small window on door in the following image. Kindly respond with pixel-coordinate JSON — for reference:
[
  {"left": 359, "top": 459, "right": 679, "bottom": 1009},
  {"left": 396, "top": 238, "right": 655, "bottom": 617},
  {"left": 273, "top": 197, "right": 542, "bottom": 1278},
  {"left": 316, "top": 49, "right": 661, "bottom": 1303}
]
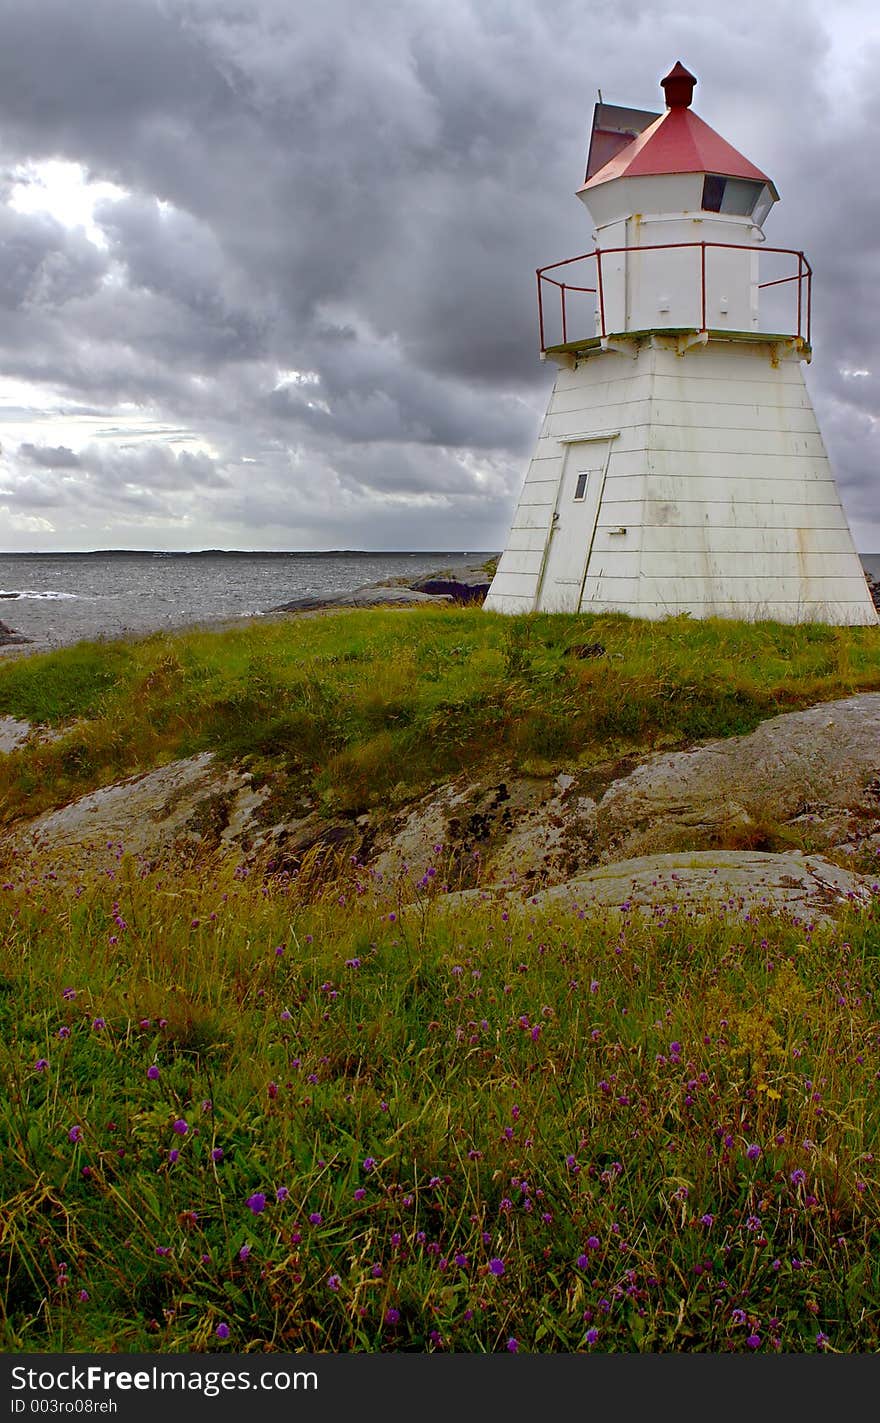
[{"left": 573, "top": 471, "right": 589, "bottom": 501}]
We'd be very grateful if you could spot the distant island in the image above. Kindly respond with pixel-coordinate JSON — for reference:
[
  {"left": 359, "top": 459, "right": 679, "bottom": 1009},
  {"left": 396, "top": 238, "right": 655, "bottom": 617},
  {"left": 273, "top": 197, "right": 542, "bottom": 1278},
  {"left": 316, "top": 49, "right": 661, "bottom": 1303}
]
[{"left": 0, "top": 548, "right": 497, "bottom": 559}]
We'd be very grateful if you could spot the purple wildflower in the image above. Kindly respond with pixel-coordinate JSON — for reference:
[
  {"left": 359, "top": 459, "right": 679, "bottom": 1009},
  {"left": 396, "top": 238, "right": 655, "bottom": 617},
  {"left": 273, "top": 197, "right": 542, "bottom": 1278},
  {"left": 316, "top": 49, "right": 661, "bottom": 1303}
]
[
  {"left": 746, "top": 1143, "right": 761, "bottom": 1162},
  {"left": 216, "top": 1323, "right": 230, "bottom": 1340},
  {"left": 276, "top": 1186, "right": 289, "bottom": 1202},
  {"left": 327, "top": 1275, "right": 341, "bottom": 1292},
  {"left": 168, "top": 1149, "right": 179, "bottom": 1164},
  {"left": 746, "top": 1333, "right": 761, "bottom": 1350},
  {"left": 246, "top": 1193, "right": 267, "bottom": 1215},
  {"left": 309, "top": 1212, "right": 322, "bottom": 1225},
  {"left": 147, "top": 1065, "right": 160, "bottom": 1080},
  {"left": 385, "top": 1308, "right": 400, "bottom": 1325},
  {"left": 585, "top": 1328, "right": 599, "bottom": 1345},
  {"left": 506, "top": 1337, "right": 518, "bottom": 1353},
  {"left": 791, "top": 1168, "right": 806, "bottom": 1186},
  {"left": 362, "top": 1157, "right": 376, "bottom": 1172},
  {"left": 172, "top": 1118, "right": 188, "bottom": 1135},
  {"left": 211, "top": 1147, "right": 224, "bottom": 1162},
  {"left": 68, "top": 1125, "right": 83, "bottom": 1143},
  {"left": 34, "top": 1059, "right": 48, "bottom": 1072},
  {"left": 488, "top": 1257, "right": 505, "bottom": 1277}
]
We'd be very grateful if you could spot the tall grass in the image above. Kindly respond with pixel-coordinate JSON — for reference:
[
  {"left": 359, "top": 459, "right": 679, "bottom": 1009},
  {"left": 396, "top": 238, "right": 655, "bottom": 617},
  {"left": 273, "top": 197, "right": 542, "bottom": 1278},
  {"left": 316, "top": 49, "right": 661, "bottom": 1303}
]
[
  {"left": 1, "top": 845, "right": 880, "bottom": 1353},
  {"left": 3, "top": 610, "right": 880, "bottom": 1352}
]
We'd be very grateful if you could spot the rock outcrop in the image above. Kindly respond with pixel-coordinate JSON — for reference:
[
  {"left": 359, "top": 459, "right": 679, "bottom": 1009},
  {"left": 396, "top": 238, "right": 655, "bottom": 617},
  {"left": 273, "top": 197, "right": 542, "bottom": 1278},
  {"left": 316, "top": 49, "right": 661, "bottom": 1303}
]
[
  {"left": 271, "top": 559, "right": 493, "bottom": 614},
  {"left": 0, "top": 716, "right": 33, "bottom": 753},
  {"left": 0, "top": 619, "right": 31, "bottom": 646},
  {"left": 272, "top": 585, "right": 452, "bottom": 613},
  {"left": 4, "top": 692, "right": 880, "bottom": 923},
  {"left": 370, "top": 693, "right": 880, "bottom": 883},
  {"left": 443, "top": 849, "right": 876, "bottom": 926},
  {"left": 6, "top": 752, "right": 270, "bottom": 867}
]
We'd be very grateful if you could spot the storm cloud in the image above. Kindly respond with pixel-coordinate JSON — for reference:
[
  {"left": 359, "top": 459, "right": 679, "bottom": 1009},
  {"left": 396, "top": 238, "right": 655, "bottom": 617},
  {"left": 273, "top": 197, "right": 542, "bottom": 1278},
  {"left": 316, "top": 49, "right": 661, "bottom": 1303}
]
[{"left": 0, "top": 0, "right": 878, "bottom": 551}]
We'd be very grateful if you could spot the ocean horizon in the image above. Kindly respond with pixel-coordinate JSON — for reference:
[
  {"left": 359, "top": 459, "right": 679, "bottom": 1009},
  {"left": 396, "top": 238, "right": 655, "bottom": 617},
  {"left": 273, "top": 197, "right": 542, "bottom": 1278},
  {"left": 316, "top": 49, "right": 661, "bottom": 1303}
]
[
  {"left": 0, "top": 550, "right": 497, "bottom": 648},
  {"left": 1, "top": 548, "right": 877, "bottom": 650}
]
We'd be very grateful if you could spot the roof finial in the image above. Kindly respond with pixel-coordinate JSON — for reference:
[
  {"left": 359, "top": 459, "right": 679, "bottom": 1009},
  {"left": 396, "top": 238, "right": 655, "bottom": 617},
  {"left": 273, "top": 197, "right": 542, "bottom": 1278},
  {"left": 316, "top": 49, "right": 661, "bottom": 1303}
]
[{"left": 661, "top": 61, "right": 697, "bottom": 109}]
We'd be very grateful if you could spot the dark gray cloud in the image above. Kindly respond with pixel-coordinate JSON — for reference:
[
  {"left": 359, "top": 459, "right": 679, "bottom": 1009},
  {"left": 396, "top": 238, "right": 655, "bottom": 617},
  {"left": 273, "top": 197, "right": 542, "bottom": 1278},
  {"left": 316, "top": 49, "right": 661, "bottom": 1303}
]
[
  {"left": 19, "top": 443, "right": 82, "bottom": 468},
  {"left": 0, "top": 0, "right": 877, "bottom": 550},
  {"left": 0, "top": 205, "right": 106, "bottom": 311}
]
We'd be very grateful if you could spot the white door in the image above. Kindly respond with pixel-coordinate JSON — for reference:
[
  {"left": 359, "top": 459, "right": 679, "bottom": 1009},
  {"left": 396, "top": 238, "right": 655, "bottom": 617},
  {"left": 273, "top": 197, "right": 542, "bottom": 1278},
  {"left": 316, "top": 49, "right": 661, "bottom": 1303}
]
[{"left": 536, "top": 448, "right": 607, "bottom": 612}]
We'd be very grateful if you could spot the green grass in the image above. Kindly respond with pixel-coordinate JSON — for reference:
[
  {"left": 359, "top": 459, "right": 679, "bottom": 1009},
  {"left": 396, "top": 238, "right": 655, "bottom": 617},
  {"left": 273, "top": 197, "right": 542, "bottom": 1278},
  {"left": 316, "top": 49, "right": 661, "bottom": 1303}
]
[
  {"left": 3, "top": 608, "right": 880, "bottom": 1352},
  {"left": 1, "top": 606, "right": 879, "bottom": 827},
  {"left": 1, "top": 848, "right": 880, "bottom": 1353}
]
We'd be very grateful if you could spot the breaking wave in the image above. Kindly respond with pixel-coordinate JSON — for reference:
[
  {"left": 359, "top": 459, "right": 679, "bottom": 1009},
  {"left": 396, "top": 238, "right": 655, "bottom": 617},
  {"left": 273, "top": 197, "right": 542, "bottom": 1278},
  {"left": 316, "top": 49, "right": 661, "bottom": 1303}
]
[{"left": 0, "top": 589, "right": 84, "bottom": 601}]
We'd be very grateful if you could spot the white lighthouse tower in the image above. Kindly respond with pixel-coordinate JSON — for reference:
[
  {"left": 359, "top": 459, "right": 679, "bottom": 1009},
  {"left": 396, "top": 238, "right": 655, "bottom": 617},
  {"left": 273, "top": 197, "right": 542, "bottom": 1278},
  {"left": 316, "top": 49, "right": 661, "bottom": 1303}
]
[{"left": 485, "top": 62, "right": 876, "bottom": 623}]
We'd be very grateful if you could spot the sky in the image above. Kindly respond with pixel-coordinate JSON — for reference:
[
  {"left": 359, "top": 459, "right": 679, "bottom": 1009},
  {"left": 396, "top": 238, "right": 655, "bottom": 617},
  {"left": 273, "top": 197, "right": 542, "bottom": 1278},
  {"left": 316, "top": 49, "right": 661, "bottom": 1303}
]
[{"left": 0, "top": 0, "right": 878, "bottom": 553}]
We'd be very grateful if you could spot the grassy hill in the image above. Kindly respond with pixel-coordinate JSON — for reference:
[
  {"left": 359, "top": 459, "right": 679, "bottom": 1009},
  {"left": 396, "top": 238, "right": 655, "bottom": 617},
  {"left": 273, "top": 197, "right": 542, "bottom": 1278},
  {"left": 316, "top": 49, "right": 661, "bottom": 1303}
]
[{"left": 2, "top": 607, "right": 880, "bottom": 1353}]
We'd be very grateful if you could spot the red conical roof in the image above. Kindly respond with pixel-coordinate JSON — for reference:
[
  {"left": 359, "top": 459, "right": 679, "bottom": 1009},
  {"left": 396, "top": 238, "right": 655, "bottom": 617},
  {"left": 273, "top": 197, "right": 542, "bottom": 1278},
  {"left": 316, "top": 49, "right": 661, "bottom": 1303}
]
[{"left": 581, "top": 65, "right": 775, "bottom": 195}]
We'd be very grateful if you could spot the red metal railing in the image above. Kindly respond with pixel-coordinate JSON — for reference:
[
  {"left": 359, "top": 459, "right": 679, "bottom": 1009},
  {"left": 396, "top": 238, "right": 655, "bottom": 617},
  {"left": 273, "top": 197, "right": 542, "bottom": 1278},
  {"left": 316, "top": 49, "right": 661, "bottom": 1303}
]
[{"left": 536, "top": 241, "right": 812, "bottom": 351}]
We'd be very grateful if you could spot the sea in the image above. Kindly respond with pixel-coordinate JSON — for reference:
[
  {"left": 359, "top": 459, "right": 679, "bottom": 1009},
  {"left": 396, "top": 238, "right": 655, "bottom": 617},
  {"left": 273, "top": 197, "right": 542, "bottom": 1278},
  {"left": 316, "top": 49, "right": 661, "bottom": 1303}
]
[
  {"left": 0, "top": 550, "right": 877, "bottom": 651},
  {"left": 0, "top": 551, "right": 497, "bottom": 650}
]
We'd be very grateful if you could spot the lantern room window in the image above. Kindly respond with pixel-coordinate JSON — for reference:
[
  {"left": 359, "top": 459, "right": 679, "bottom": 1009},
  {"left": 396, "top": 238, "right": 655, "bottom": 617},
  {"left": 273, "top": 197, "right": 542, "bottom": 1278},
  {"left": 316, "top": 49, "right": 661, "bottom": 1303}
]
[{"left": 701, "top": 175, "right": 773, "bottom": 224}]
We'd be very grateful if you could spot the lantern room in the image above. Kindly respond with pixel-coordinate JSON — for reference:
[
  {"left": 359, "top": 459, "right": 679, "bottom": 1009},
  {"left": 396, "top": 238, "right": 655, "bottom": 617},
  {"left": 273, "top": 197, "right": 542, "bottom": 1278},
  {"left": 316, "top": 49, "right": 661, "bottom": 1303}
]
[{"left": 537, "top": 62, "right": 810, "bottom": 348}]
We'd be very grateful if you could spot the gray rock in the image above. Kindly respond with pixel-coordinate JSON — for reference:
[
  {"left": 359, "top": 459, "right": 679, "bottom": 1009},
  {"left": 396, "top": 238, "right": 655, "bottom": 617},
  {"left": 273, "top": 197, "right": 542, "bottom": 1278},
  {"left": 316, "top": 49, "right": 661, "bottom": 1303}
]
[
  {"left": 6, "top": 691, "right": 880, "bottom": 927},
  {"left": 441, "top": 849, "right": 876, "bottom": 926},
  {"left": 0, "top": 619, "right": 31, "bottom": 646},
  {"left": 593, "top": 693, "right": 880, "bottom": 862},
  {"left": 0, "top": 716, "right": 32, "bottom": 753},
  {"left": 271, "top": 558, "right": 496, "bottom": 613},
  {"left": 6, "top": 752, "right": 270, "bottom": 871},
  {"left": 361, "top": 694, "right": 880, "bottom": 888},
  {"left": 272, "top": 585, "right": 452, "bottom": 613}
]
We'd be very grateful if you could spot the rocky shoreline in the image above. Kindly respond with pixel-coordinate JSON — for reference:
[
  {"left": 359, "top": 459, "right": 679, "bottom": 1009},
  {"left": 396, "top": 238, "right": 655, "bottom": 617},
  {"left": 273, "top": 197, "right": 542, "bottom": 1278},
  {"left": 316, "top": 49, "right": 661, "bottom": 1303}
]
[
  {"left": 269, "top": 557, "right": 494, "bottom": 613},
  {"left": 0, "top": 618, "right": 31, "bottom": 647}
]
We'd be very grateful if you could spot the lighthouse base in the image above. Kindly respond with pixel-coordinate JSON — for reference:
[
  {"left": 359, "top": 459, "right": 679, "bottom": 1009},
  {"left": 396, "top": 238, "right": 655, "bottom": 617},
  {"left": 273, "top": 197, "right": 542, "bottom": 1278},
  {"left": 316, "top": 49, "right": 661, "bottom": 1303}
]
[{"left": 485, "top": 335, "right": 877, "bottom": 625}]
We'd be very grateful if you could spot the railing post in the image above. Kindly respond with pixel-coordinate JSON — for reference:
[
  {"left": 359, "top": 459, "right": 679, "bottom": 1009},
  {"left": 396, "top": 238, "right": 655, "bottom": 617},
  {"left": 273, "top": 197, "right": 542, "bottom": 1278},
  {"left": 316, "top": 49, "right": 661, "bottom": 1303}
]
[
  {"left": 561, "top": 283, "right": 567, "bottom": 345},
  {"left": 700, "top": 242, "right": 707, "bottom": 331},
  {"left": 796, "top": 253, "right": 803, "bottom": 342},
  {"left": 596, "top": 249, "right": 606, "bottom": 338},
  {"left": 536, "top": 270, "right": 544, "bottom": 351},
  {"left": 807, "top": 267, "right": 812, "bottom": 346}
]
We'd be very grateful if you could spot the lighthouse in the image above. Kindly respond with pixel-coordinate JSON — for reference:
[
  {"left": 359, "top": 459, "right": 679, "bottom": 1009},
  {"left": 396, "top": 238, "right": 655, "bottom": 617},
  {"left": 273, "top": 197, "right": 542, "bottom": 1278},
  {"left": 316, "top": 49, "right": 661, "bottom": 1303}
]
[{"left": 485, "top": 63, "right": 877, "bottom": 623}]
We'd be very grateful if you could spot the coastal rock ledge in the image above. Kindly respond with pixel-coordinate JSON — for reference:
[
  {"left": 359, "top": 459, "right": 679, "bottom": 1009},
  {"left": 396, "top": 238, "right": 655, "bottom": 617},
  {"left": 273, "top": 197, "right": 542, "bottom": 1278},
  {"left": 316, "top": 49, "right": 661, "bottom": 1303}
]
[
  {"left": 3, "top": 691, "right": 880, "bottom": 925},
  {"left": 0, "top": 618, "right": 31, "bottom": 646}
]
